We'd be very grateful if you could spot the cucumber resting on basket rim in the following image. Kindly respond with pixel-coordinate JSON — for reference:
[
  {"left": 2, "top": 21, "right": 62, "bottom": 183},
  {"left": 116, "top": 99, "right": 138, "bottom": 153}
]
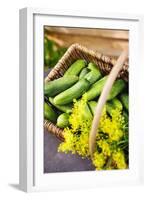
[
  {"left": 64, "top": 59, "right": 86, "bottom": 77},
  {"left": 84, "top": 62, "right": 102, "bottom": 84}
]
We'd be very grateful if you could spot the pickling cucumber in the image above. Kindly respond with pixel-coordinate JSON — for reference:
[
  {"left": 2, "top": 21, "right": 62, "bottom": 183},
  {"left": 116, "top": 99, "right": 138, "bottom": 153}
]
[
  {"left": 106, "top": 98, "right": 123, "bottom": 116},
  {"left": 44, "top": 76, "right": 78, "bottom": 97},
  {"left": 44, "top": 102, "right": 57, "bottom": 123},
  {"left": 87, "top": 62, "right": 100, "bottom": 72},
  {"left": 49, "top": 97, "right": 72, "bottom": 113},
  {"left": 57, "top": 113, "right": 70, "bottom": 128},
  {"left": 64, "top": 59, "right": 86, "bottom": 77},
  {"left": 54, "top": 79, "right": 90, "bottom": 105},
  {"left": 86, "top": 76, "right": 108, "bottom": 101},
  {"left": 79, "top": 68, "right": 90, "bottom": 79},
  {"left": 88, "top": 101, "right": 97, "bottom": 115},
  {"left": 108, "top": 79, "right": 126, "bottom": 100},
  {"left": 81, "top": 102, "right": 93, "bottom": 120},
  {"left": 120, "top": 93, "right": 129, "bottom": 111},
  {"left": 86, "top": 76, "right": 126, "bottom": 101},
  {"left": 106, "top": 102, "right": 114, "bottom": 116},
  {"left": 84, "top": 62, "right": 102, "bottom": 84},
  {"left": 111, "top": 98, "right": 123, "bottom": 110}
]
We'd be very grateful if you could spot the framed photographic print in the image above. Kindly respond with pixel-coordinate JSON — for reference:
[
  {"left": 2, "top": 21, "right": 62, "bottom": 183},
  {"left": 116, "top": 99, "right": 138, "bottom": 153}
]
[{"left": 19, "top": 8, "right": 144, "bottom": 192}]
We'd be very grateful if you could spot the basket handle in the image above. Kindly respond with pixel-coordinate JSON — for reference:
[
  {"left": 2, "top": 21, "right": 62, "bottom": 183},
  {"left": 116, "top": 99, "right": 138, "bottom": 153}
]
[{"left": 89, "top": 49, "right": 128, "bottom": 157}]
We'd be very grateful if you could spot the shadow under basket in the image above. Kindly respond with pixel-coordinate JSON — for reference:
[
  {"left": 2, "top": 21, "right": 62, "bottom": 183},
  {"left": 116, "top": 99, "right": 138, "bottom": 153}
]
[{"left": 44, "top": 43, "right": 129, "bottom": 141}]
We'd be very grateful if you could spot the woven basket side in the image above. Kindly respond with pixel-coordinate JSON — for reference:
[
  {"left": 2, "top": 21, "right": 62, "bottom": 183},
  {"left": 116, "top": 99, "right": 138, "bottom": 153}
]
[
  {"left": 44, "top": 43, "right": 129, "bottom": 141},
  {"left": 44, "top": 120, "right": 64, "bottom": 141}
]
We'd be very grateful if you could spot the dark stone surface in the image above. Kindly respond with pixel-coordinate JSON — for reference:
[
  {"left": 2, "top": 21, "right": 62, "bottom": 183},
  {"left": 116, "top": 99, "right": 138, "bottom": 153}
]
[{"left": 44, "top": 129, "right": 95, "bottom": 173}]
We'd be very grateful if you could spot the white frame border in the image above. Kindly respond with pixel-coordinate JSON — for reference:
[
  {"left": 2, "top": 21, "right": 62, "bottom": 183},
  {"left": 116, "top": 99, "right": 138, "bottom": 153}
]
[{"left": 19, "top": 7, "right": 144, "bottom": 192}]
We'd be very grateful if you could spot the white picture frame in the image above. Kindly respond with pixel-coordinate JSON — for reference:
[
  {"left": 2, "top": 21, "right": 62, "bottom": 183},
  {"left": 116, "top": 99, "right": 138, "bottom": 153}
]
[{"left": 19, "top": 7, "right": 144, "bottom": 192}]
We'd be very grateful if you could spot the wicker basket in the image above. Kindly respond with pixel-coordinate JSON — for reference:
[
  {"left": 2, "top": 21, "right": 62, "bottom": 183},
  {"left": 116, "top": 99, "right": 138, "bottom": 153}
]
[{"left": 44, "top": 43, "right": 129, "bottom": 141}]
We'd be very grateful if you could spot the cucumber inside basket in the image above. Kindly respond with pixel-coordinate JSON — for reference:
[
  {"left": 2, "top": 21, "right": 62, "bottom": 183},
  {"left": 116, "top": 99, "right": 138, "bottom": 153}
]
[{"left": 44, "top": 43, "right": 129, "bottom": 170}]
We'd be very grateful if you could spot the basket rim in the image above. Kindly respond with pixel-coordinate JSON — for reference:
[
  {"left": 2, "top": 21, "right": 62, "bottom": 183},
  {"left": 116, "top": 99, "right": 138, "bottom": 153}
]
[{"left": 45, "top": 43, "right": 128, "bottom": 82}]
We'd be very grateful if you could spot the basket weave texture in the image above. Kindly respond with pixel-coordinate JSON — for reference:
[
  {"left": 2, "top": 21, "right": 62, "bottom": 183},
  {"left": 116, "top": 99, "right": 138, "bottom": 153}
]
[{"left": 44, "top": 43, "right": 129, "bottom": 141}]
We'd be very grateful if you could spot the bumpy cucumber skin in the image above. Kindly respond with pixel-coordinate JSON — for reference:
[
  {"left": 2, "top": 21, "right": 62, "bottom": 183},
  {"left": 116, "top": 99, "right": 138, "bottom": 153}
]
[
  {"left": 106, "top": 102, "right": 114, "bottom": 116},
  {"left": 44, "top": 76, "right": 78, "bottom": 96},
  {"left": 54, "top": 79, "right": 90, "bottom": 105},
  {"left": 44, "top": 102, "right": 57, "bottom": 123},
  {"left": 79, "top": 68, "right": 89, "bottom": 79},
  {"left": 85, "top": 63, "right": 102, "bottom": 84},
  {"left": 88, "top": 101, "right": 97, "bottom": 115},
  {"left": 86, "top": 76, "right": 126, "bottom": 101},
  {"left": 108, "top": 79, "right": 126, "bottom": 100},
  {"left": 84, "top": 63, "right": 102, "bottom": 84},
  {"left": 120, "top": 93, "right": 129, "bottom": 111},
  {"left": 49, "top": 97, "right": 72, "bottom": 113},
  {"left": 57, "top": 113, "right": 70, "bottom": 128},
  {"left": 64, "top": 59, "right": 86, "bottom": 76},
  {"left": 87, "top": 62, "right": 101, "bottom": 72},
  {"left": 86, "top": 76, "right": 108, "bottom": 101}
]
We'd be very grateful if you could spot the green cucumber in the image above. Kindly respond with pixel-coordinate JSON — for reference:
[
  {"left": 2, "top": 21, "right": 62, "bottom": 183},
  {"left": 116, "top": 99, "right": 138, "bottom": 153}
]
[
  {"left": 44, "top": 102, "right": 57, "bottom": 123},
  {"left": 57, "top": 113, "right": 70, "bottom": 128},
  {"left": 44, "top": 76, "right": 78, "bottom": 97},
  {"left": 106, "top": 98, "right": 123, "bottom": 116},
  {"left": 81, "top": 102, "right": 93, "bottom": 120},
  {"left": 79, "top": 68, "right": 90, "bottom": 79},
  {"left": 106, "top": 102, "right": 114, "bottom": 116},
  {"left": 86, "top": 76, "right": 108, "bottom": 101},
  {"left": 54, "top": 79, "right": 90, "bottom": 105},
  {"left": 120, "top": 93, "right": 129, "bottom": 111},
  {"left": 87, "top": 62, "right": 100, "bottom": 72},
  {"left": 108, "top": 79, "right": 126, "bottom": 100},
  {"left": 49, "top": 97, "right": 72, "bottom": 113},
  {"left": 86, "top": 76, "right": 126, "bottom": 101},
  {"left": 84, "top": 63, "right": 102, "bottom": 84},
  {"left": 88, "top": 101, "right": 108, "bottom": 117},
  {"left": 64, "top": 59, "right": 86, "bottom": 76},
  {"left": 88, "top": 101, "right": 97, "bottom": 115},
  {"left": 111, "top": 98, "right": 123, "bottom": 110}
]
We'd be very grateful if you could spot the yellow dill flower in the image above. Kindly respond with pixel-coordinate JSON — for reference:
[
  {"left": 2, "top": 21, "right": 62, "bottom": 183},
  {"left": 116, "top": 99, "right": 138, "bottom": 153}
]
[
  {"left": 58, "top": 96, "right": 91, "bottom": 157},
  {"left": 69, "top": 95, "right": 89, "bottom": 132},
  {"left": 58, "top": 128, "right": 77, "bottom": 154},
  {"left": 75, "top": 126, "right": 90, "bottom": 157},
  {"left": 99, "top": 107, "right": 124, "bottom": 141},
  {"left": 92, "top": 152, "right": 106, "bottom": 170},
  {"left": 97, "top": 139, "right": 111, "bottom": 156},
  {"left": 112, "top": 151, "right": 127, "bottom": 169}
]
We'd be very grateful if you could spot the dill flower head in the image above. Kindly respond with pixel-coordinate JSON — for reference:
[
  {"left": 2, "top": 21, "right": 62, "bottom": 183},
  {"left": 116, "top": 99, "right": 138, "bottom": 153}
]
[
  {"left": 58, "top": 128, "right": 77, "bottom": 154},
  {"left": 112, "top": 151, "right": 127, "bottom": 169},
  {"left": 69, "top": 94, "right": 89, "bottom": 132},
  {"left": 99, "top": 108, "right": 125, "bottom": 141},
  {"left": 97, "top": 139, "right": 111, "bottom": 156},
  {"left": 92, "top": 152, "right": 106, "bottom": 170},
  {"left": 58, "top": 95, "right": 91, "bottom": 157}
]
